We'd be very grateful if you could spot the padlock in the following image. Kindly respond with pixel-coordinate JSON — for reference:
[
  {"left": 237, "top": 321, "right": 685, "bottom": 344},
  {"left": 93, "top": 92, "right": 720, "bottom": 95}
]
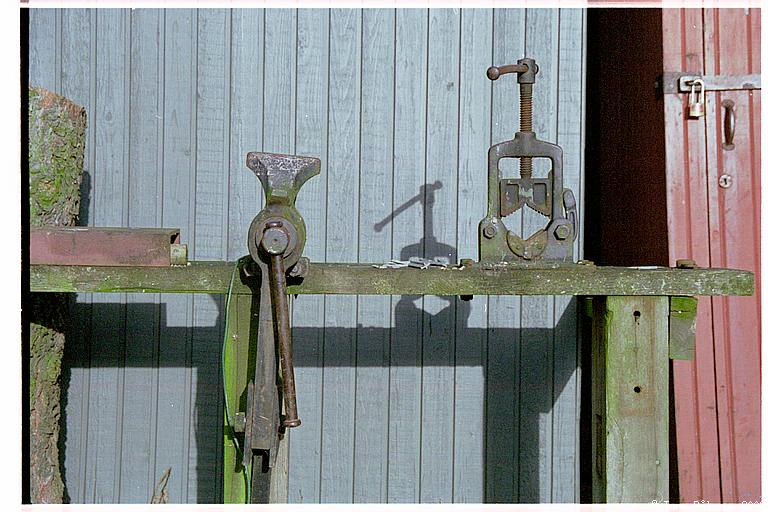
[{"left": 687, "top": 79, "right": 706, "bottom": 118}]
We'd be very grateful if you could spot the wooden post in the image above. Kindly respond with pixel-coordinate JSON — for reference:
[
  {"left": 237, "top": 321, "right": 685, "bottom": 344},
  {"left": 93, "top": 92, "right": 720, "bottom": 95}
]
[
  {"left": 222, "top": 284, "right": 289, "bottom": 504},
  {"left": 222, "top": 293, "right": 252, "bottom": 503},
  {"left": 28, "top": 87, "right": 86, "bottom": 503},
  {"left": 592, "top": 296, "right": 670, "bottom": 503}
]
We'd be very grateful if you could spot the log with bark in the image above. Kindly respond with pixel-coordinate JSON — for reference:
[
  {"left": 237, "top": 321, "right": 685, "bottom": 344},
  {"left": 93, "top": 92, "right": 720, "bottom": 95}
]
[{"left": 28, "top": 86, "right": 86, "bottom": 503}]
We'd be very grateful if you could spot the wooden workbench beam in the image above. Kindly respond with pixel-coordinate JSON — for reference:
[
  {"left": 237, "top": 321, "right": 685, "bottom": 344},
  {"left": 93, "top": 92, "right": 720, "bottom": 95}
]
[{"left": 30, "top": 261, "right": 753, "bottom": 297}]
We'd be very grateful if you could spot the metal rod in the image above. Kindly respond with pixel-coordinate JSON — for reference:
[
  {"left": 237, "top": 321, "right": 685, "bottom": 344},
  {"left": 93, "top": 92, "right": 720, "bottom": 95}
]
[
  {"left": 487, "top": 63, "right": 528, "bottom": 80},
  {"left": 267, "top": 252, "right": 301, "bottom": 428},
  {"left": 519, "top": 83, "right": 533, "bottom": 179}
]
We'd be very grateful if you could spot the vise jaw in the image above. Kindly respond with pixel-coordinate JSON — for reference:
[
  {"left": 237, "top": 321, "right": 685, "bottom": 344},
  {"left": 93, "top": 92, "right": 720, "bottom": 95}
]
[
  {"left": 479, "top": 132, "right": 578, "bottom": 263},
  {"left": 246, "top": 152, "right": 320, "bottom": 271}
]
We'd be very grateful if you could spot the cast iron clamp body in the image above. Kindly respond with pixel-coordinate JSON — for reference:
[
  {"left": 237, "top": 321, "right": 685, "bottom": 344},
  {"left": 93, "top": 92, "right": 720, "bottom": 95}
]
[
  {"left": 480, "top": 58, "right": 578, "bottom": 264},
  {"left": 241, "top": 152, "right": 319, "bottom": 481}
]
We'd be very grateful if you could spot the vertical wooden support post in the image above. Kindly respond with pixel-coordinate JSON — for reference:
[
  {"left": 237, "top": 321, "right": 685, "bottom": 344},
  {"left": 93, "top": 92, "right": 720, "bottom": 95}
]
[
  {"left": 222, "top": 282, "right": 289, "bottom": 504},
  {"left": 592, "top": 296, "right": 670, "bottom": 503},
  {"left": 222, "top": 292, "right": 253, "bottom": 503}
]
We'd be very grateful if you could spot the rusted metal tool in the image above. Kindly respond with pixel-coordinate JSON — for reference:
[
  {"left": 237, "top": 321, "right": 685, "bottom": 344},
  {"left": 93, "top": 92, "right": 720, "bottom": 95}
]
[
  {"left": 241, "top": 152, "right": 319, "bottom": 484},
  {"left": 480, "top": 58, "right": 578, "bottom": 264},
  {"left": 29, "top": 226, "right": 188, "bottom": 266}
]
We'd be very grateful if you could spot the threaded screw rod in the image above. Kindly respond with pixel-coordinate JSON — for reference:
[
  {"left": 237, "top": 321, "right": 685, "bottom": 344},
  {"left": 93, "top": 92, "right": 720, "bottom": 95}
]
[{"left": 519, "top": 82, "right": 533, "bottom": 179}]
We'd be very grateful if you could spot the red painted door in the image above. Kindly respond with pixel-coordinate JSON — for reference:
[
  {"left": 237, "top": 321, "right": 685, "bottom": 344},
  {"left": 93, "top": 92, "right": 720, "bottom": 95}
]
[{"left": 663, "top": 8, "right": 761, "bottom": 503}]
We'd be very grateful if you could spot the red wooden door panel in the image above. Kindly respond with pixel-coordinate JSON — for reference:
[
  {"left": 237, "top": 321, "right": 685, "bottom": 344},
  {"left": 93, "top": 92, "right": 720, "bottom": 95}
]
[{"left": 663, "top": 8, "right": 761, "bottom": 503}]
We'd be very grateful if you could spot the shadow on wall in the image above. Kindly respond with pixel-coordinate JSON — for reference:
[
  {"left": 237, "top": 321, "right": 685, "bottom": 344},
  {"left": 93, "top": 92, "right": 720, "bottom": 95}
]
[
  {"left": 61, "top": 302, "right": 578, "bottom": 504},
  {"left": 60, "top": 298, "right": 226, "bottom": 504},
  {"left": 59, "top": 182, "right": 579, "bottom": 504}
]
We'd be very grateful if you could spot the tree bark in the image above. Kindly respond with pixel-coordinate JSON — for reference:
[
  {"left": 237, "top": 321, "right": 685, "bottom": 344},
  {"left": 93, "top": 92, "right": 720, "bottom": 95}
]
[{"left": 28, "top": 87, "right": 86, "bottom": 503}]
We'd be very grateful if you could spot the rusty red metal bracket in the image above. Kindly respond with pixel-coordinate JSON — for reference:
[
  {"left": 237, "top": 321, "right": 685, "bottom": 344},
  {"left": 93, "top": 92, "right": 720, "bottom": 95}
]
[{"left": 29, "top": 227, "right": 188, "bottom": 267}]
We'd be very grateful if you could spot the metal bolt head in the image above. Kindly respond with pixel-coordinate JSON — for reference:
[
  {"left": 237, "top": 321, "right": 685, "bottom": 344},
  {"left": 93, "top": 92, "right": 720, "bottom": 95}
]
[
  {"left": 554, "top": 224, "right": 571, "bottom": 240},
  {"left": 289, "top": 256, "right": 310, "bottom": 278},
  {"left": 261, "top": 226, "right": 290, "bottom": 255},
  {"left": 719, "top": 174, "right": 732, "bottom": 188},
  {"left": 482, "top": 224, "right": 497, "bottom": 239}
]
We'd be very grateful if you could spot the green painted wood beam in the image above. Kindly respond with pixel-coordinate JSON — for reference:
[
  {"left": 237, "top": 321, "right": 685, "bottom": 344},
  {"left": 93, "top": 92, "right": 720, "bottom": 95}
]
[{"left": 30, "top": 261, "right": 753, "bottom": 297}]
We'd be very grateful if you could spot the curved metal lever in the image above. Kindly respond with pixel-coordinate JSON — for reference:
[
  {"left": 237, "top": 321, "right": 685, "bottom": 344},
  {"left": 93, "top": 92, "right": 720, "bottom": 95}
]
[
  {"left": 722, "top": 99, "right": 735, "bottom": 150},
  {"left": 487, "top": 59, "right": 538, "bottom": 84},
  {"left": 487, "top": 63, "right": 528, "bottom": 80}
]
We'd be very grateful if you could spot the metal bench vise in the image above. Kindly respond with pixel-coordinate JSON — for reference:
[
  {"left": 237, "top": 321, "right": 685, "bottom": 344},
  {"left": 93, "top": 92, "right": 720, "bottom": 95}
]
[
  {"left": 239, "top": 152, "right": 319, "bottom": 493},
  {"left": 479, "top": 58, "right": 578, "bottom": 265}
]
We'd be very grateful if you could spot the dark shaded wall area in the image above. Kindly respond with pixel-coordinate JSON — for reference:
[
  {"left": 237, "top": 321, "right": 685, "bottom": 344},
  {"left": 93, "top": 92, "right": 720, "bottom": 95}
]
[
  {"left": 584, "top": 9, "right": 668, "bottom": 266},
  {"left": 580, "top": 8, "right": 669, "bottom": 502}
]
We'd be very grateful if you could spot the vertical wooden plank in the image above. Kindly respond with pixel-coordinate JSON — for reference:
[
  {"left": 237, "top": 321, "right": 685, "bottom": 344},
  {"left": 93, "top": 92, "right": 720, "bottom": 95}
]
[
  {"left": 387, "top": 8, "right": 427, "bottom": 504},
  {"left": 119, "top": 10, "right": 163, "bottom": 502},
  {"left": 28, "top": 9, "right": 58, "bottom": 91},
  {"left": 60, "top": 9, "right": 92, "bottom": 120},
  {"left": 191, "top": 9, "right": 231, "bottom": 503},
  {"left": 157, "top": 8, "right": 196, "bottom": 504},
  {"left": 269, "top": 434, "right": 290, "bottom": 503},
  {"left": 288, "top": 7, "right": 329, "bottom": 504},
  {"left": 453, "top": 8, "right": 492, "bottom": 504},
  {"left": 263, "top": 9, "right": 296, "bottom": 155},
  {"left": 64, "top": 292, "right": 91, "bottom": 504},
  {"left": 419, "top": 8, "right": 459, "bottom": 503},
  {"left": 701, "top": 9, "right": 736, "bottom": 503},
  {"left": 486, "top": 7, "right": 524, "bottom": 503},
  {"left": 260, "top": 14, "right": 296, "bottom": 498},
  {"left": 590, "top": 296, "right": 607, "bottom": 504},
  {"left": 319, "top": 8, "right": 360, "bottom": 503},
  {"left": 517, "top": 9, "right": 559, "bottom": 503},
  {"left": 189, "top": 289, "right": 226, "bottom": 503},
  {"left": 60, "top": 8, "right": 95, "bottom": 227},
  {"left": 353, "top": 8, "right": 394, "bottom": 503},
  {"left": 551, "top": 8, "right": 584, "bottom": 503},
  {"left": 700, "top": 8, "right": 762, "bottom": 504},
  {"left": 593, "top": 296, "right": 669, "bottom": 503},
  {"left": 84, "top": 9, "right": 130, "bottom": 502},
  {"left": 662, "top": 7, "right": 720, "bottom": 503},
  {"left": 59, "top": 8, "right": 95, "bottom": 503},
  {"left": 228, "top": 9, "right": 265, "bottom": 259}
]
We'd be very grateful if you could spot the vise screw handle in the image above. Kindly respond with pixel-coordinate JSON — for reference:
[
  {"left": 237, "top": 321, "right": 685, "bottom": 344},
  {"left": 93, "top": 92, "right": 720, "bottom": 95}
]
[
  {"left": 261, "top": 221, "right": 301, "bottom": 428},
  {"left": 487, "top": 58, "right": 538, "bottom": 179}
]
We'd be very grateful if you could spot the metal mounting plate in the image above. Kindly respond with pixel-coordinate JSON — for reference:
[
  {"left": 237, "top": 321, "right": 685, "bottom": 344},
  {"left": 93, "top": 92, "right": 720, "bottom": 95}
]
[{"left": 660, "top": 72, "right": 761, "bottom": 93}]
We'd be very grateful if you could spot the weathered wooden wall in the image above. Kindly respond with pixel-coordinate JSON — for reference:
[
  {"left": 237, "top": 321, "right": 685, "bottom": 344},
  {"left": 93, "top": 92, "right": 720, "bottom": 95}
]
[{"left": 28, "top": 8, "right": 586, "bottom": 503}]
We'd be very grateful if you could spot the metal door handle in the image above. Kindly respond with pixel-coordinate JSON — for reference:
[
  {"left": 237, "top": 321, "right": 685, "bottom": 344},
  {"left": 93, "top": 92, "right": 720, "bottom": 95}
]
[{"left": 723, "top": 99, "right": 735, "bottom": 150}]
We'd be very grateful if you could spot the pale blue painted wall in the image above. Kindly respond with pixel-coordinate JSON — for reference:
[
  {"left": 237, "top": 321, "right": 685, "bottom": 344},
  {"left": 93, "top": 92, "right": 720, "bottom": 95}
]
[{"left": 28, "top": 8, "right": 586, "bottom": 503}]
